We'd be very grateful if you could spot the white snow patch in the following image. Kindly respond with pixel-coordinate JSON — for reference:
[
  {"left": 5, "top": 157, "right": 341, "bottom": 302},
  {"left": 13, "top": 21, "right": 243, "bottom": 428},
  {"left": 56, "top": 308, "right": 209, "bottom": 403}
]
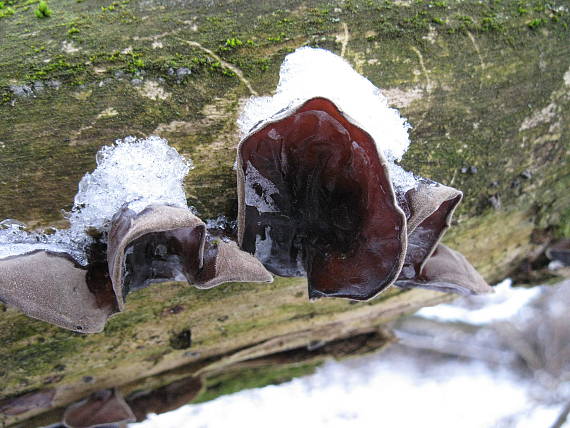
[
  {"left": 62, "top": 41, "right": 80, "bottom": 53},
  {"left": 0, "top": 136, "right": 192, "bottom": 265},
  {"left": 416, "top": 279, "right": 542, "bottom": 325},
  {"left": 70, "top": 136, "right": 191, "bottom": 231},
  {"left": 244, "top": 162, "right": 279, "bottom": 213},
  {"left": 238, "top": 47, "right": 411, "bottom": 163},
  {"left": 387, "top": 162, "right": 418, "bottom": 192},
  {"left": 130, "top": 347, "right": 562, "bottom": 428},
  {"left": 0, "top": 224, "right": 80, "bottom": 261}
]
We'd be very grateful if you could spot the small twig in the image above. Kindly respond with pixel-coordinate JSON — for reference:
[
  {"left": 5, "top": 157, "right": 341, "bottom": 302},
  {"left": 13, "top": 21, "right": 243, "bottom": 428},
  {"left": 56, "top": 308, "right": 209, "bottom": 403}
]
[
  {"left": 550, "top": 400, "right": 570, "bottom": 428},
  {"left": 176, "top": 37, "right": 258, "bottom": 96}
]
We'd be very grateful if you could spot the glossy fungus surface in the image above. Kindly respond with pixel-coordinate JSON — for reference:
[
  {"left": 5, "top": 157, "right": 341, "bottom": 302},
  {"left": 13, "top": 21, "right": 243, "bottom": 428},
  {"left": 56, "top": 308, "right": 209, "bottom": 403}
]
[
  {"left": 238, "top": 97, "right": 406, "bottom": 300},
  {"left": 108, "top": 204, "right": 272, "bottom": 307},
  {"left": 63, "top": 389, "right": 135, "bottom": 428}
]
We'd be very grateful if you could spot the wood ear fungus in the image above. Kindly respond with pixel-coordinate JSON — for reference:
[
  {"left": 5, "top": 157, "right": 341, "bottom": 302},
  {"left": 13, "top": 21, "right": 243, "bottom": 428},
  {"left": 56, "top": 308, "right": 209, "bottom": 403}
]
[{"left": 237, "top": 97, "right": 490, "bottom": 299}]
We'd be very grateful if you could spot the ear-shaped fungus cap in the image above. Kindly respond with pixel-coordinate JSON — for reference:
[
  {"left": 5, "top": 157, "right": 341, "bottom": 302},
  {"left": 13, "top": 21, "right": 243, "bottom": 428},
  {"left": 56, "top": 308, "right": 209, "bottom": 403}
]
[
  {"left": 394, "top": 180, "right": 492, "bottom": 295},
  {"left": 127, "top": 376, "right": 203, "bottom": 422},
  {"left": 108, "top": 204, "right": 272, "bottom": 308},
  {"left": 0, "top": 250, "right": 117, "bottom": 333},
  {"left": 396, "top": 180, "right": 463, "bottom": 281},
  {"left": 0, "top": 388, "right": 56, "bottom": 416},
  {"left": 63, "top": 389, "right": 135, "bottom": 428},
  {"left": 237, "top": 97, "right": 407, "bottom": 300},
  {"left": 396, "top": 244, "right": 493, "bottom": 295}
]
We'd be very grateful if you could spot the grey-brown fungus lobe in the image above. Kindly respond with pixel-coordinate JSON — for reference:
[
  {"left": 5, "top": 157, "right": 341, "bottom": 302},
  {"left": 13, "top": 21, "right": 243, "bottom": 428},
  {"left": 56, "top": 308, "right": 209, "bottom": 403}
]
[
  {"left": 127, "top": 376, "right": 203, "bottom": 422},
  {"left": 237, "top": 97, "right": 407, "bottom": 300},
  {"left": 396, "top": 180, "right": 463, "bottom": 282},
  {"left": 63, "top": 388, "right": 135, "bottom": 428},
  {"left": 0, "top": 388, "right": 56, "bottom": 416},
  {"left": 0, "top": 250, "right": 117, "bottom": 333},
  {"left": 396, "top": 244, "right": 493, "bottom": 296},
  {"left": 108, "top": 204, "right": 272, "bottom": 308}
]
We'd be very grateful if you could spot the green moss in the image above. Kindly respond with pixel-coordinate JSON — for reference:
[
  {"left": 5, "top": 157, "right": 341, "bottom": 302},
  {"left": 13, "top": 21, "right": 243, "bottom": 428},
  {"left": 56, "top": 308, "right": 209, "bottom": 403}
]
[
  {"left": 555, "top": 208, "right": 570, "bottom": 238},
  {"left": 193, "top": 362, "right": 320, "bottom": 404},
  {"left": 0, "top": 330, "right": 82, "bottom": 377},
  {"left": 0, "top": 5, "right": 14, "bottom": 17},
  {"left": 35, "top": 0, "right": 51, "bottom": 18}
]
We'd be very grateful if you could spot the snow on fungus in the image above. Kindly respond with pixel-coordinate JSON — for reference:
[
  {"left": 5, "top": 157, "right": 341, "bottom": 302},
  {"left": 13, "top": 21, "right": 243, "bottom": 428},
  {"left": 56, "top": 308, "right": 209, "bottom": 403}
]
[
  {"left": 238, "top": 97, "right": 407, "bottom": 300},
  {"left": 108, "top": 204, "right": 272, "bottom": 310},
  {"left": 236, "top": 47, "right": 491, "bottom": 300},
  {"left": 0, "top": 137, "right": 271, "bottom": 333}
]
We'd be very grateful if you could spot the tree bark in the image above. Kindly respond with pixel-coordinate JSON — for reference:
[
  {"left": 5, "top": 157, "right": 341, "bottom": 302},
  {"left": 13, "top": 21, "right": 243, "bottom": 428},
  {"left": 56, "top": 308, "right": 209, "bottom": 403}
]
[{"left": 0, "top": 0, "right": 568, "bottom": 426}]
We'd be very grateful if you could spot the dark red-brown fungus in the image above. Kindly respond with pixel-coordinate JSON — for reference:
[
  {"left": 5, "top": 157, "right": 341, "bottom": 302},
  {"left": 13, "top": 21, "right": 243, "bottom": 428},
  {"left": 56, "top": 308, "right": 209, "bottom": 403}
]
[
  {"left": 238, "top": 97, "right": 407, "bottom": 300},
  {"left": 108, "top": 204, "right": 272, "bottom": 310},
  {"left": 63, "top": 388, "right": 135, "bottom": 428}
]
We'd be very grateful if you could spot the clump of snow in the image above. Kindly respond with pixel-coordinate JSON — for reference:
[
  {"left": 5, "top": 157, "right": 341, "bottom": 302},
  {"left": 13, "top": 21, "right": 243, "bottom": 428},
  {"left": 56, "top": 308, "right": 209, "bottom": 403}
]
[
  {"left": 238, "top": 47, "right": 411, "bottom": 163},
  {"left": 0, "top": 136, "right": 192, "bottom": 265},
  {"left": 416, "top": 279, "right": 542, "bottom": 325},
  {"left": 387, "top": 162, "right": 418, "bottom": 193},
  {"left": 0, "top": 223, "right": 80, "bottom": 261},
  {"left": 131, "top": 346, "right": 562, "bottom": 428},
  {"left": 69, "top": 136, "right": 191, "bottom": 232}
]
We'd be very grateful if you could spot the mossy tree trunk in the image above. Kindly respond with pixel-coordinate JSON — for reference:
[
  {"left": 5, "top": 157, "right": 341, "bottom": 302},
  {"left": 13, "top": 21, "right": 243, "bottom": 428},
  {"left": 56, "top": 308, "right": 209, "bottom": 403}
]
[{"left": 0, "top": 0, "right": 569, "bottom": 426}]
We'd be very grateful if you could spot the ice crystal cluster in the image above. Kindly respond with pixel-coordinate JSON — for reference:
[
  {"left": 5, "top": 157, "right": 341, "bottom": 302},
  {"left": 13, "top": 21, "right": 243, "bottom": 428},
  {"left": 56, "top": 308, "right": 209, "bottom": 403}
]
[{"left": 0, "top": 136, "right": 191, "bottom": 264}]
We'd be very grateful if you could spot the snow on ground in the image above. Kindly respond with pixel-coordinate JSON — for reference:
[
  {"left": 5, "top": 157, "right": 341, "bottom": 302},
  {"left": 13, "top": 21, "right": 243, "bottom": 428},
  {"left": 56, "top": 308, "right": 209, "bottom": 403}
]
[
  {"left": 132, "top": 347, "right": 563, "bottom": 428},
  {"left": 416, "top": 279, "right": 542, "bottom": 325},
  {"left": 131, "top": 280, "right": 569, "bottom": 428}
]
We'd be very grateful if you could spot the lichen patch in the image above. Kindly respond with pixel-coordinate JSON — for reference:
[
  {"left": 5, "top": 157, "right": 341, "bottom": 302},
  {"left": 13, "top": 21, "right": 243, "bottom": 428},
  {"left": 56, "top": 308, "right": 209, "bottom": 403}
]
[
  {"left": 154, "top": 120, "right": 197, "bottom": 136},
  {"left": 383, "top": 87, "right": 424, "bottom": 109},
  {"left": 62, "top": 41, "right": 80, "bottom": 54},
  {"left": 137, "top": 81, "right": 170, "bottom": 101},
  {"left": 520, "top": 102, "right": 557, "bottom": 131},
  {"left": 97, "top": 108, "right": 119, "bottom": 120},
  {"left": 564, "top": 66, "right": 570, "bottom": 87}
]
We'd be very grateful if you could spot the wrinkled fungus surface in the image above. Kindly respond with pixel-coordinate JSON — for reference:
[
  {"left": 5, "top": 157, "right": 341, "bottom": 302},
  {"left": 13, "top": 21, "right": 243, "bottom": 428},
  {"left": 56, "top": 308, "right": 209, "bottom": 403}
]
[
  {"left": 237, "top": 47, "right": 491, "bottom": 300},
  {"left": 109, "top": 204, "right": 272, "bottom": 309},
  {"left": 63, "top": 389, "right": 135, "bottom": 428},
  {"left": 238, "top": 97, "right": 406, "bottom": 300},
  {"left": 0, "top": 137, "right": 271, "bottom": 332}
]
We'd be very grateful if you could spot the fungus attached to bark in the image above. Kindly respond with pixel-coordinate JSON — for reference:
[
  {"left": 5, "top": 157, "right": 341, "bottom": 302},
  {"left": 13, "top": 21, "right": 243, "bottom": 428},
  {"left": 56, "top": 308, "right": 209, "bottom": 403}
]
[
  {"left": 238, "top": 97, "right": 407, "bottom": 300},
  {"left": 108, "top": 204, "right": 272, "bottom": 307},
  {"left": 0, "top": 388, "right": 56, "bottom": 416},
  {"left": 237, "top": 47, "right": 491, "bottom": 299},
  {"left": 0, "top": 137, "right": 272, "bottom": 332},
  {"left": 396, "top": 244, "right": 493, "bottom": 296},
  {"left": 396, "top": 180, "right": 463, "bottom": 283},
  {"left": 127, "top": 376, "right": 203, "bottom": 422},
  {"left": 63, "top": 389, "right": 135, "bottom": 428},
  {"left": 0, "top": 250, "right": 116, "bottom": 333}
]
